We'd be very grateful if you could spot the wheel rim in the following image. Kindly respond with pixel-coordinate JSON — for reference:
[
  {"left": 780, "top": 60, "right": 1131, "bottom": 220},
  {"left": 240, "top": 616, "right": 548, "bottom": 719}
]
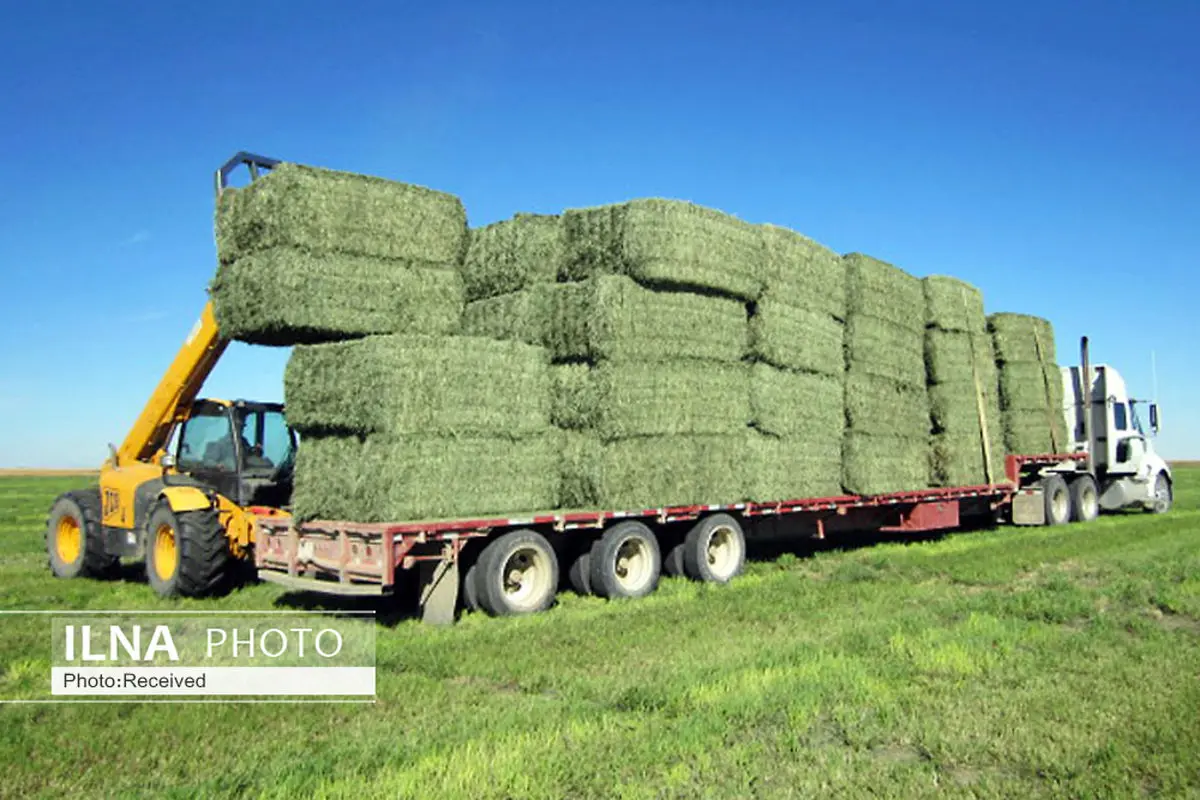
[
  {"left": 501, "top": 546, "right": 551, "bottom": 611},
  {"left": 613, "top": 537, "right": 652, "bottom": 593},
  {"left": 1155, "top": 476, "right": 1171, "bottom": 511},
  {"left": 153, "top": 523, "right": 177, "bottom": 582},
  {"left": 1051, "top": 488, "right": 1068, "bottom": 521},
  {"left": 56, "top": 516, "right": 81, "bottom": 564},
  {"left": 706, "top": 525, "right": 742, "bottom": 579}
]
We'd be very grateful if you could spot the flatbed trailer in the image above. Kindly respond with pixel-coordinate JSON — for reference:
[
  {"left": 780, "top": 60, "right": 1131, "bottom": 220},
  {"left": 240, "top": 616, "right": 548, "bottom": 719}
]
[{"left": 254, "top": 452, "right": 1091, "bottom": 624}]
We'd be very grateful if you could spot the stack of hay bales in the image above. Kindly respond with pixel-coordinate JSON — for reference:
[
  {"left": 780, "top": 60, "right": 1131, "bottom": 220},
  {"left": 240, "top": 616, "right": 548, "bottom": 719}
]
[
  {"left": 923, "top": 277, "right": 1005, "bottom": 486},
  {"left": 989, "top": 313, "right": 1067, "bottom": 454},
  {"left": 842, "top": 254, "right": 931, "bottom": 495},
  {"left": 212, "top": 163, "right": 467, "bottom": 344},
  {"left": 746, "top": 226, "right": 846, "bottom": 499},
  {"left": 461, "top": 201, "right": 756, "bottom": 510}
]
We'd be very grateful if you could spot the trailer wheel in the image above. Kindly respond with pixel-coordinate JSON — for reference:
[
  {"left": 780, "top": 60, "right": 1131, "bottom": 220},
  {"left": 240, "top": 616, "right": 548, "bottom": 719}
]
[
  {"left": 683, "top": 513, "right": 746, "bottom": 583},
  {"left": 475, "top": 530, "right": 558, "bottom": 616},
  {"left": 1069, "top": 475, "right": 1099, "bottom": 523},
  {"left": 462, "top": 561, "right": 481, "bottom": 612},
  {"left": 1147, "top": 472, "right": 1172, "bottom": 515},
  {"left": 663, "top": 541, "right": 687, "bottom": 577},
  {"left": 567, "top": 550, "right": 593, "bottom": 595},
  {"left": 589, "top": 521, "right": 661, "bottom": 600},
  {"left": 1042, "top": 475, "right": 1071, "bottom": 526},
  {"left": 46, "top": 490, "right": 118, "bottom": 580}
]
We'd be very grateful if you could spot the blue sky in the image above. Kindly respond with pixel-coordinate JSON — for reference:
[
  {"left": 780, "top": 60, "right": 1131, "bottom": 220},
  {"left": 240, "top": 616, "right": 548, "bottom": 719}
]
[{"left": 0, "top": 0, "right": 1196, "bottom": 467}]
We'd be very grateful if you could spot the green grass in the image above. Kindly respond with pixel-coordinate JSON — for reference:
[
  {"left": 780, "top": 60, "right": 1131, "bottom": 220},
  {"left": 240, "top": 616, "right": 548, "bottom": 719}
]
[{"left": 1, "top": 469, "right": 1199, "bottom": 798}]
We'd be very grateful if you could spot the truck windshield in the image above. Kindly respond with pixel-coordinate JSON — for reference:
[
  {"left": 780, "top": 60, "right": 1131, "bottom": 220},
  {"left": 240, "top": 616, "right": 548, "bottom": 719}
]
[{"left": 237, "top": 408, "right": 296, "bottom": 475}]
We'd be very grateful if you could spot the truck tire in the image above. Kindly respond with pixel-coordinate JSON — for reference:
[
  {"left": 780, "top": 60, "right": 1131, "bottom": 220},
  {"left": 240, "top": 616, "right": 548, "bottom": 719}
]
[
  {"left": 663, "top": 541, "right": 687, "bottom": 577},
  {"left": 462, "top": 561, "right": 481, "bottom": 612},
  {"left": 567, "top": 549, "right": 593, "bottom": 595},
  {"left": 46, "top": 490, "right": 118, "bottom": 579},
  {"left": 1147, "top": 472, "right": 1173, "bottom": 514},
  {"left": 145, "top": 502, "right": 230, "bottom": 597},
  {"left": 682, "top": 513, "right": 745, "bottom": 583},
  {"left": 589, "top": 521, "right": 661, "bottom": 600},
  {"left": 474, "top": 529, "right": 558, "bottom": 616},
  {"left": 1069, "top": 475, "right": 1099, "bottom": 522},
  {"left": 1042, "top": 475, "right": 1071, "bottom": 526}
]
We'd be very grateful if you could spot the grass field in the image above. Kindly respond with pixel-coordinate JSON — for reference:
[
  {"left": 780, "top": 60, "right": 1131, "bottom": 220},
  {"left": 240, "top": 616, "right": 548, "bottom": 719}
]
[{"left": 0, "top": 470, "right": 1198, "bottom": 798}]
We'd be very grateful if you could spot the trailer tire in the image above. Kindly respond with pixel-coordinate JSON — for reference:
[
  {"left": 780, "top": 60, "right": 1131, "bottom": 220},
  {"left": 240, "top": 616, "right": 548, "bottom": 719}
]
[
  {"left": 663, "top": 541, "right": 687, "bottom": 577},
  {"left": 46, "top": 490, "right": 118, "bottom": 580},
  {"left": 567, "top": 550, "right": 593, "bottom": 595},
  {"left": 1042, "top": 475, "right": 1071, "bottom": 526},
  {"left": 1069, "top": 475, "right": 1099, "bottom": 523},
  {"left": 145, "top": 503, "right": 230, "bottom": 598},
  {"left": 589, "top": 521, "right": 660, "bottom": 600},
  {"left": 475, "top": 530, "right": 558, "bottom": 617},
  {"left": 682, "top": 514, "right": 745, "bottom": 583},
  {"left": 462, "top": 561, "right": 481, "bottom": 612},
  {"left": 1147, "top": 472, "right": 1172, "bottom": 515}
]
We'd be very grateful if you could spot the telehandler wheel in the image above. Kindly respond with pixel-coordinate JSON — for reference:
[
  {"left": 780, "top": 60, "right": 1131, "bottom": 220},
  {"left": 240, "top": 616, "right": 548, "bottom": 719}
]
[
  {"left": 1069, "top": 475, "right": 1100, "bottom": 523},
  {"left": 46, "top": 490, "right": 118, "bottom": 579},
  {"left": 682, "top": 513, "right": 746, "bottom": 584},
  {"left": 474, "top": 529, "right": 558, "bottom": 617},
  {"left": 144, "top": 502, "right": 230, "bottom": 598},
  {"left": 589, "top": 521, "right": 661, "bottom": 600},
  {"left": 1042, "top": 475, "right": 1071, "bottom": 526}
]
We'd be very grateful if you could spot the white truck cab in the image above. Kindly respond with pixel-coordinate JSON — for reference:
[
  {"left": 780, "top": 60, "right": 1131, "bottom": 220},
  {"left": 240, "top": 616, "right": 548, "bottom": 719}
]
[{"left": 1061, "top": 357, "right": 1173, "bottom": 514}]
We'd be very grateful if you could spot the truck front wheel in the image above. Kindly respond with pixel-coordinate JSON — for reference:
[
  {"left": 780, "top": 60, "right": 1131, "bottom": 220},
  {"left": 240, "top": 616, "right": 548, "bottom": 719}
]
[
  {"left": 475, "top": 530, "right": 558, "bottom": 616},
  {"left": 1147, "top": 473, "right": 1172, "bottom": 514}
]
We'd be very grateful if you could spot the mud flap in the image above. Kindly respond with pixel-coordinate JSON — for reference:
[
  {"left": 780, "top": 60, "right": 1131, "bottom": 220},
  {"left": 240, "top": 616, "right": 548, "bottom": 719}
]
[
  {"left": 418, "top": 551, "right": 460, "bottom": 626},
  {"left": 1012, "top": 490, "right": 1046, "bottom": 526}
]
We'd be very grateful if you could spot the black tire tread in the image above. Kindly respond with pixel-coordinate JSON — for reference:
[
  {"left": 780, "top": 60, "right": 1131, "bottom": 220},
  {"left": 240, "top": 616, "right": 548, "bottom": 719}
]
[{"left": 45, "top": 489, "right": 118, "bottom": 579}]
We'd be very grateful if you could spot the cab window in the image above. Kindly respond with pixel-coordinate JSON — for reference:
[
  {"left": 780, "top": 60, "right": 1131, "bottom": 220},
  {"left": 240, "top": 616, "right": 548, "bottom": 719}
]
[
  {"left": 178, "top": 408, "right": 235, "bottom": 471},
  {"left": 238, "top": 408, "right": 296, "bottom": 473},
  {"left": 1113, "top": 402, "right": 1128, "bottom": 431}
]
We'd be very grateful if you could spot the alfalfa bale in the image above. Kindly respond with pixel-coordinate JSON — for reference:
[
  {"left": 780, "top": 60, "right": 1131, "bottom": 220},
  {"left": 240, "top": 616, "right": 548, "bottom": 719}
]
[
  {"left": 557, "top": 433, "right": 747, "bottom": 510},
  {"left": 842, "top": 432, "right": 930, "bottom": 495},
  {"left": 759, "top": 224, "right": 846, "bottom": 318},
  {"left": 749, "top": 363, "right": 843, "bottom": 440},
  {"left": 292, "top": 432, "right": 559, "bottom": 523},
  {"left": 460, "top": 213, "right": 564, "bottom": 302},
  {"left": 215, "top": 162, "right": 468, "bottom": 265},
  {"left": 844, "top": 372, "right": 930, "bottom": 440},
  {"left": 1000, "top": 415, "right": 1064, "bottom": 456},
  {"left": 928, "top": 380, "right": 1003, "bottom": 438},
  {"left": 923, "top": 276, "right": 986, "bottom": 333},
  {"left": 929, "top": 432, "right": 1002, "bottom": 487},
  {"left": 746, "top": 431, "right": 842, "bottom": 501},
  {"left": 844, "top": 316, "right": 927, "bottom": 389},
  {"left": 843, "top": 253, "right": 925, "bottom": 332},
  {"left": 749, "top": 292, "right": 844, "bottom": 376},
  {"left": 561, "top": 198, "right": 765, "bottom": 300},
  {"left": 997, "top": 362, "right": 1064, "bottom": 413},
  {"left": 550, "top": 362, "right": 750, "bottom": 440},
  {"left": 924, "top": 329, "right": 998, "bottom": 386},
  {"left": 211, "top": 250, "right": 465, "bottom": 345},
  {"left": 284, "top": 334, "right": 550, "bottom": 437},
  {"left": 988, "top": 313, "right": 1058, "bottom": 364},
  {"left": 458, "top": 285, "right": 555, "bottom": 348}
]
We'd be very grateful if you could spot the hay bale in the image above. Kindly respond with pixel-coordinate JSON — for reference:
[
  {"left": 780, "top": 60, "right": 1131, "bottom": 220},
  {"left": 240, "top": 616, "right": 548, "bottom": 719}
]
[
  {"left": 923, "top": 276, "right": 985, "bottom": 333},
  {"left": 284, "top": 335, "right": 549, "bottom": 437},
  {"left": 292, "top": 433, "right": 559, "bottom": 523},
  {"left": 844, "top": 372, "right": 930, "bottom": 439},
  {"left": 844, "top": 316, "right": 926, "bottom": 389},
  {"left": 561, "top": 199, "right": 764, "bottom": 300},
  {"left": 1001, "top": 415, "right": 1064, "bottom": 456},
  {"left": 988, "top": 313, "right": 1058, "bottom": 364},
  {"left": 749, "top": 363, "right": 843, "bottom": 440},
  {"left": 759, "top": 225, "right": 846, "bottom": 318},
  {"left": 215, "top": 162, "right": 468, "bottom": 265},
  {"left": 928, "top": 380, "right": 1003, "bottom": 438},
  {"left": 550, "top": 362, "right": 750, "bottom": 440},
  {"left": 557, "top": 433, "right": 747, "bottom": 510},
  {"left": 746, "top": 431, "right": 842, "bottom": 501},
  {"left": 843, "top": 253, "right": 924, "bottom": 332},
  {"left": 842, "top": 432, "right": 930, "bottom": 495},
  {"left": 930, "top": 431, "right": 1004, "bottom": 487},
  {"left": 458, "top": 285, "right": 554, "bottom": 348},
  {"left": 460, "top": 214, "right": 564, "bottom": 302},
  {"left": 924, "top": 329, "right": 998, "bottom": 386},
  {"left": 211, "top": 251, "right": 465, "bottom": 345},
  {"left": 997, "top": 362, "right": 1064, "bottom": 412},
  {"left": 749, "top": 293, "right": 844, "bottom": 376}
]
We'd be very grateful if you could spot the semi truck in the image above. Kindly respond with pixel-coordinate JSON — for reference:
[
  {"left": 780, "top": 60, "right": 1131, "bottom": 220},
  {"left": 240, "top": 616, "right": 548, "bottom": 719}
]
[{"left": 43, "top": 153, "right": 1175, "bottom": 624}]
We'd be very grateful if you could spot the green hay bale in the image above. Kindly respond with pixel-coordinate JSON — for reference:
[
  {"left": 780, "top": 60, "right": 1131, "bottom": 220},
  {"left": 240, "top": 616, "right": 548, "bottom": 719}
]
[
  {"left": 844, "top": 372, "right": 930, "bottom": 439},
  {"left": 292, "top": 433, "right": 559, "bottom": 523},
  {"left": 749, "top": 292, "right": 844, "bottom": 376},
  {"left": 749, "top": 363, "right": 843, "bottom": 440},
  {"left": 844, "top": 315, "right": 926, "bottom": 389},
  {"left": 923, "top": 276, "right": 985, "bottom": 333},
  {"left": 215, "top": 162, "right": 468, "bottom": 265},
  {"left": 461, "top": 213, "right": 564, "bottom": 302},
  {"left": 458, "top": 285, "right": 554, "bottom": 347},
  {"left": 928, "top": 380, "right": 1003, "bottom": 438},
  {"left": 284, "top": 334, "right": 549, "bottom": 437},
  {"left": 557, "top": 433, "right": 747, "bottom": 510},
  {"left": 557, "top": 430, "right": 603, "bottom": 509},
  {"left": 746, "top": 431, "right": 842, "bottom": 501},
  {"left": 842, "top": 432, "right": 930, "bottom": 496},
  {"left": 997, "top": 361, "right": 1064, "bottom": 412},
  {"left": 929, "top": 431, "right": 1005, "bottom": 488},
  {"left": 561, "top": 199, "right": 764, "bottom": 300},
  {"left": 924, "top": 329, "right": 998, "bottom": 386},
  {"left": 1000, "top": 415, "right": 1065, "bottom": 456},
  {"left": 843, "top": 253, "right": 925, "bottom": 332},
  {"left": 988, "top": 313, "right": 1058, "bottom": 364},
  {"left": 550, "top": 362, "right": 750, "bottom": 441},
  {"left": 759, "top": 225, "right": 846, "bottom": 318},
  {"left": 211, "top": 251, "right": 465, "bottom": 345}
]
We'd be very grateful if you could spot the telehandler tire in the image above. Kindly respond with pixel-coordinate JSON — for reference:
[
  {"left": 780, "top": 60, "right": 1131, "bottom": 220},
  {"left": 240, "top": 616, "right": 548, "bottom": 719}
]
[
  {"left": 46, "top": 490, "right": 118, "bottom": 579},
  {"left": 145, "top": 502, "right": 230, "bottom": 597}
]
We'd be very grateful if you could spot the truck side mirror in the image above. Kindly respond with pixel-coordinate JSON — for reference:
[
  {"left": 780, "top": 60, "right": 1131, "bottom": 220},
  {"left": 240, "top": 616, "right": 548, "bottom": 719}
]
[{"left": 1150, "top": 403, "right": 1160, "bottom": 433}]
